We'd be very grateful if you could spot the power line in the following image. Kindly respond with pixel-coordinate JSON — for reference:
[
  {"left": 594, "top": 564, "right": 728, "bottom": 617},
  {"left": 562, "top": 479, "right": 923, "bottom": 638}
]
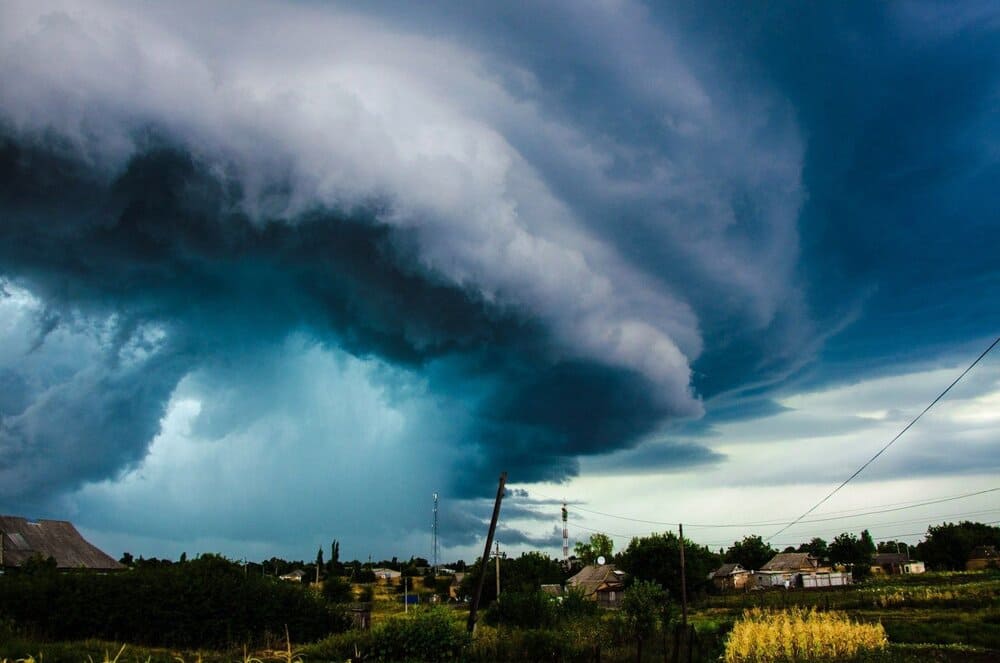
[
  {"left": 702, "top": 512, "right": 1000, "bottom": 548},
  {"left": 573, "top": 510, "right": 1000, "bottom": 549},
  {"left": 756, "top": 490, "right": 1000, "bottom": 527},
  {"left": 766, "top": 335, "right": 1000, "bottom": 542},
  {"left": 531, "top": 485, "right": 999, "bottom": 529}
]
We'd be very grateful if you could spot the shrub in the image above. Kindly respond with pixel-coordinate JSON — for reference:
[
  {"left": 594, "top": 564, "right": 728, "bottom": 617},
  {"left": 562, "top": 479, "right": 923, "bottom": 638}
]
[
  {"left": 724, "top": 607, "right": 887, "bottom": 662},
  {"left": 301, "top": 629, "right": 375, "bottom": 660},
  {"left": 483, "top": 591, "right": 558, "bottom": 628},
  {"left": 559, "top": 585, "right": 599, "bottom": 620},
  {"left": 321, "top": 576, "right": 353, "bottom": 603},
  {"left": 468, "top": 625, "right": 598, "bottom": 662},
  {"left": 371, "top": 607, "right": 469, "bottom": 661},
  {"left": 0, "top": 555, "right": 350, "bottom": 649}
]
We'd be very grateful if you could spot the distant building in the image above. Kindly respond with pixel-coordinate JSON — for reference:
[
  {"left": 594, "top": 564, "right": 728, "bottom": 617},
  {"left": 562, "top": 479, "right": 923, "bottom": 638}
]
[
  {"left": 373, "top": 567, "right": 402, "bottom": 580},
  {"left": 279, "top": 569, "right": 306, "bottom": 582},
  {"left": 567, "top": 563, "right": 627, "bottom": 608},
  {"left": 708, "top": 563, "right": 751, "bottom": 591},
  {"left": 966, "top": 546, "right": 999, "bottom": 571},
  {"left": 756, "top": 552, "right": 850, "bottom": 589},
  {"left": 872, "top": 553, "right": 925, "bottom": 575},
  {"left": 0, "top": 515, "right": 123, "bottom": 571}
]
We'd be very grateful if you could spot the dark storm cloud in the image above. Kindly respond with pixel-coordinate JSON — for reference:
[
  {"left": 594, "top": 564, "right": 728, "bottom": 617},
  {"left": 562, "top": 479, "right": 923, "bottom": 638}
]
[
  {"left": 581, "top": 441, "right": 724, "bottom": 477},
  {"left": 1, "top": 0, "right": 997, "bottom": 557},
  {"left": 659, "top": 1, "right": 1000, "bottom": 389},
  {"left": 0, "top": 131, "right": 713, "bottom": 503}
]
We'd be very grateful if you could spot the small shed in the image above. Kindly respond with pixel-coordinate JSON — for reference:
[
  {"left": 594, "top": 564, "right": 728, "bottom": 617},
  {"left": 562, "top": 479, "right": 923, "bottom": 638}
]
[
  {"left": 0, "top": 515, "right": 123, "bottom": 571},
  {"left": 708, "top": 563, "right": 751, "bottom": 591},
  {"left": 279, "top": 569, "right": 306, "bottom": 582},
  {"left": 540, "top": 583, "right": 563, "bottom": 597},
  {"left": 966, "top": 546, "right": 999, "bottom": 571},
  {"left": 449, "top": 572, "right": 466, "bottom": 600},
  {"left": 373, "top": 567, "right": 402, "bottom": 580},
  {"left": 567, "top": 563, "right": 627, "bottom": 608}
]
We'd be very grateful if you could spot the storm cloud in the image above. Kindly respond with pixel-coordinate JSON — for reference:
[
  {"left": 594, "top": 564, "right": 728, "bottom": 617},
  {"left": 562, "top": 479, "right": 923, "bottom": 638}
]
[{"left": 0, "top": 0, "right": 996, "bottom": 558}]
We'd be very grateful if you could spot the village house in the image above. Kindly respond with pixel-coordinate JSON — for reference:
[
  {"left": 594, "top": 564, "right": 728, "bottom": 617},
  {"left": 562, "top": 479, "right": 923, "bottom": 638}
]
[
  {"left": 566, "top": 563, "right": 628, "bottom": 608},
  {"left": 0, "top": 515, "right": 123, "bottom": 572},
  {"left": 708, "top": 563, "right": 751, "bottom": 591},
  {"left": 966, "top": 545, "right": 999, "bottom": 571},
  {"left": 872, "top": 552, "right": 925, "bottom": 575},
  {"left": 756, "top": 552, "right": 851, "bottom": 589}
]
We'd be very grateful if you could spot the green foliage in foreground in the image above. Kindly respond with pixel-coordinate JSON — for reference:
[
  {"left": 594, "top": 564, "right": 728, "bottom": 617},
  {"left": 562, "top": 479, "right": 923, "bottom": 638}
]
[
  {"left": 304, "top": 607, "right": 467, "bottom": 661},
  {"left": 4, "top": 570, "right": 998, "bottom": 662},
  {"left": 0, "top": 554, "right": 349, "bottom": 649}
]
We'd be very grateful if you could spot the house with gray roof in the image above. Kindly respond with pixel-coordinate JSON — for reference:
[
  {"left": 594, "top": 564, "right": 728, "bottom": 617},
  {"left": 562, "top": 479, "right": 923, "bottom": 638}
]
[
  {"left": 566, "top": 563, "right": 627, "bottom": 608},
  {"left": 757, "top": 552, "right": 850, "bottom": 588},
  {"left": 0, "top": 515, "right": 123, "bottom": 571}
]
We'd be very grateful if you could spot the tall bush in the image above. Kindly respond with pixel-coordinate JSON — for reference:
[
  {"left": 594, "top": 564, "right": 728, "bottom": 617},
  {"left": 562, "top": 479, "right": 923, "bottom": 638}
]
[{"left": 0, "top": 554, "right": 349, "bottom": 648}]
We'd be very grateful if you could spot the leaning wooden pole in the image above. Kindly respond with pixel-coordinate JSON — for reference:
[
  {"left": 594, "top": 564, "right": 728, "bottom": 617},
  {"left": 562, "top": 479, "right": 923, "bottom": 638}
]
[{"left": 467, "top": 471, "right": 507, "bottom": 633}]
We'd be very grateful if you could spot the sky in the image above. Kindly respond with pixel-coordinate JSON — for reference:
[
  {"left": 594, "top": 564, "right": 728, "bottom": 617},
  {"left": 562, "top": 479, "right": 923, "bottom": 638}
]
[{"left": 0, "top": 1, "right": 997, "bottom": 564}]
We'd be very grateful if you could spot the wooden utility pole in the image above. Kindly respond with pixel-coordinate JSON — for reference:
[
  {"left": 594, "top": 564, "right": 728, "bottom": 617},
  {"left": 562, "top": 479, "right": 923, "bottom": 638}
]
[
  {"left": 467, "top": 471, "right": 507, "bottom": 633},
  {"left": 679, "top": 523, "right": 688, "bottom": 627}
]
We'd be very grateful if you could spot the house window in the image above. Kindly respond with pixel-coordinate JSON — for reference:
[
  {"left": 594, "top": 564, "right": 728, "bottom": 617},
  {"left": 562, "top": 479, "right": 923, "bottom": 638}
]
[{"left": 609, "top": 591, "right": 615, "bottom": 602}]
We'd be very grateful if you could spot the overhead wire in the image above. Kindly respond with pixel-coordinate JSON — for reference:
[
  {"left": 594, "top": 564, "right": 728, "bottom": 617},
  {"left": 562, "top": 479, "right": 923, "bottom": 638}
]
[
  {"left": 766, "top": 335, "right": 1000, "bottom": 541},
  {"left": 570, "top": 509, "right": 1000, "bottom": 549},
  {"left": 530, "top": 485, "right": 999, "bottom": 529}
]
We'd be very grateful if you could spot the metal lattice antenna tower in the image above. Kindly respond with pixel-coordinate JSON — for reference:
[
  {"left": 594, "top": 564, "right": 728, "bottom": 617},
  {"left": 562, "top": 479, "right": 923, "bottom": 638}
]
[
  {"left": 561, "top": 502, "right": 569, "bottom": 562},
  {"left": 432, "top": 492, "right": 439, "bottom": 572}
]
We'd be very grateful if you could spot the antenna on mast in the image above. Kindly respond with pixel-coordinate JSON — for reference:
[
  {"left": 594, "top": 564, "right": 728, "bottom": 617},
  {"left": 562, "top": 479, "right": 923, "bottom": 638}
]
[{"left": 432, "top": 492, "right": 439, "bottom": 573}]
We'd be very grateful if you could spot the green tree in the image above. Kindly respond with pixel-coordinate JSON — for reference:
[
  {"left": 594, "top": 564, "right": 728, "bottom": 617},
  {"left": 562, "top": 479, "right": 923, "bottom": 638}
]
[
  {"left": 322, "top": 576, "right": 354, "bottom": 603},
  {"left": 327, "top": 539, "right": 342, "bottom": 575},
  {"left": 617, "top": 531, "right": 720, "bottom": 601},
  {"left": 458, "top": 551, "right": 564, "bottom": 605},
  {"left": 724, "top": 535, "right": 776, "bottom": 571},
  {"left": 915, "top": 521, "right": 1000, "bottom": 570},
  {"left": 829, "top": 530, "right": 876, "bottom": 580},
  {"left": 622, "top": 580, "right": 667, "bottom": 662},
  {"left": 574, "top": 533, "right": 614, "bottom": 565},
  {"left": 797, "top": 537, "right": 829, "bottom": 559}
]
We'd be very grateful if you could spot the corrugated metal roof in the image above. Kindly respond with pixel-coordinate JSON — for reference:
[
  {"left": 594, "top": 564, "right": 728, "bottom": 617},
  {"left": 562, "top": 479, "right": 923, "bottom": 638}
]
[{"left": 0, "top": 515, "right": 123, "bottom": 570}]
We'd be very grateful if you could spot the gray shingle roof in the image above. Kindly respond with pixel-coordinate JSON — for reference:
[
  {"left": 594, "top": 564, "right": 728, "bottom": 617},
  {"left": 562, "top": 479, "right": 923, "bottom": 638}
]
[
  {"left": 0, "top": 515, "right": 123, "bottom": 570},
  {"left": 567, "top": 563, "right": 626, "bottom": 596}
]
